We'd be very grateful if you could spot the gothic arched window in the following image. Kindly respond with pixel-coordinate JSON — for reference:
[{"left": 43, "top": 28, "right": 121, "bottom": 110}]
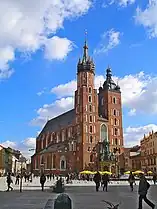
[
  {"left": 41, "top": 155, "right": 44, "bottom": 165},
  {"left": 90, "top": 154, "right": 93, "bottom": 162},
  {"left": 60, "top": 156, "right": 66, "bottom": 170},
  {"left": 90, "top": 136, "right": 93, "bottom": 143},
  {"left": 62, "top": 131, "right": 65, "bottom": 141},
  {"left": 113, "top": 97, "right": 116, "bottom": 104},
  {"left": 101, "top": 124, "right": 108, "bottom": 142},
  {"left": 89, "top": 105, "right": 92, "bottom": 112},
  {"left": 61, "top": 160, "right": 65, "bottom": 169},
  {"left": 115, "top": 128, "right": 118, "bottom": 135},
  {"left": 53, "top": 155, "right": 56, "bottom": 168},
  {"left": 90, "top": 126, "right": 92, "bottom": 133},
  {"left": 115, "top": 138, "right": 118, "bottom": 145},
  {"left": 90, "top": 115, "right": 92, "bottom": 122},
  {"left": 89, "top": 96, "right": 92, "bottom": 103}
]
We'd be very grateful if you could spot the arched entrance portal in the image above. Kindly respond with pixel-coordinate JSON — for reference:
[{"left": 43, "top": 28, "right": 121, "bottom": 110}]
[{"left": 60, "top": 156, "right": 66, "bottom": 170}]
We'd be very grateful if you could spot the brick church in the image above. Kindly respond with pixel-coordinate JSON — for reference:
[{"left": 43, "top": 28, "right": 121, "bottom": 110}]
[{"left": 31, "top": 39, "right": 124, "bottom": 174}]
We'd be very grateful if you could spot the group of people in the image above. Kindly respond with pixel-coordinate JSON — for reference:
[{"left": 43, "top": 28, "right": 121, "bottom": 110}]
[
  {"left": 93, "top": 172, "right": 109, "bottom": 192},
  {"left": 5, "top": 171, "right": 156, "bottom": 209},
  {"left": 93, "top": 170, "right": 156, "bottom": 209}
]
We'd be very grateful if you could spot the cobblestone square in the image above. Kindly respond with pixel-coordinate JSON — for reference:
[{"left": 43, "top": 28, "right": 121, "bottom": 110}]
[{"left": 0, "top": 185, "right": 157, "bottom": 209}]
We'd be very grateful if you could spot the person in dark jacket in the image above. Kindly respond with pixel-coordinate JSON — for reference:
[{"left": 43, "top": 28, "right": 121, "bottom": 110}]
[
  {"left": 152, "top": 174, "right": 156, "bottom": 185},
  {"left": 40, "top": 173, "right": 46, "bottom": 191},
  {"left": 102, "top": 173, "right": 109, "bottom": 192},
  {"left": 15, "top": 174, "right": 20, "bottom": 185},
  {"left": 128, "top": 172, "right": 135, "bottom": 191},
  {"left": 6, "top": 173, "right": 13, "bottom": 191},
  {"left": 138, "top": 173, "right": 155, "bottom": 209},
  {"left": 93, "top": 171, "right": 101, "bottom": 192}
]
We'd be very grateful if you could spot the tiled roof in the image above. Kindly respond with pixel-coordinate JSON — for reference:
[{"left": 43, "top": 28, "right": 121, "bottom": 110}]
[
  {"left": 130, "top": 145, "right": 140, "bottom": 152},
  {"left": 39, "top": 109, "right": 75, "bottom": 135}
]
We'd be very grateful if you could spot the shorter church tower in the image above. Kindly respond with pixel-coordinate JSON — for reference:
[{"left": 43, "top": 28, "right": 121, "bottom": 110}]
[{"left": 98, "top": 67, "right": 124, "bottom": 153}]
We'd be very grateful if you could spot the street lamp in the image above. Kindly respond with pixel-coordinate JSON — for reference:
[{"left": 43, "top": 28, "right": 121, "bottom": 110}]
[{"left": 19, "top": 156, "right": 26, "bottom": 193}]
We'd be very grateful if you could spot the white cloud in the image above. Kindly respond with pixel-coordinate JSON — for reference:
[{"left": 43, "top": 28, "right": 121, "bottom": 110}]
[
  {"left": 0, "top": 0, "right": 92, "bottom": 79},
  {"left": 1, "top": 140, "right": 16, "bottom": 148},
  {"left": 37, "top": 87, "right": 48, "bottom": 96},
  {"left": 1, "top": 137, "right": 36, "bottom": 159},
  {"left": 50, "top": 71, "right": 156, "bottom": 111},
  {"left": 51, "top": 80, "right": 77, "bottom": 98},
  {"left": 44, "top": 36, "right": 73, "bottom": 60},
  {"left": 37, "top": 91, "right": 45, "bottom": 96},
  {"left": 135, "top": 0, "right": 157, "bottom": 38},
  {"left": 124, "top": 124, "right": 157, "bottom": 147},
  {"left": 23, "top": 137, "right": 36, "bottom": 148},
  {"left": 94, "top": 29, "right": 121, "bottom": 54},
  {"left": 118, "top": 0, "right": 135, "bottom": 7},
  {"left": 31, "top": 97, "right": 74, "bottom": 127},
  {"left": 128, "top": 108, "right": 136, "bottom": 116},
  {"left": 104, "top": 0, "right": 135, "bottom": 7}
]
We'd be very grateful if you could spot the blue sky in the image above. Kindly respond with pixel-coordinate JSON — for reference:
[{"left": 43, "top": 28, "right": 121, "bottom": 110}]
[{"left": 0, "top": 0, "right": 157, "bottom": 157}]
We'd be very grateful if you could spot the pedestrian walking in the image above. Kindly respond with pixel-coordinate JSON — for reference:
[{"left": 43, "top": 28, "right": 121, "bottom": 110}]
[
  {"left": 6, "top": 173, "right": 13, "bottom": 192},
  {"left": 152, "top": 174, "right": 156, "bottom": 185},
  {"left": 128, "top": 172, "right": 135, "bottom": 191},
  {"left": 102, "top": 173, "right": 109, "bottom": 192},
  {"left": 15, "top": 174, "right": 20, "bottom": 185},
  {"left": 40, "top": 173, "right": 46, "bottom": 191},
  {"left": 138, "top": 173, "right": 155, "bottom": 209},
  {"left": 93, "top": 171, "right": 101, "bottom": 192}
]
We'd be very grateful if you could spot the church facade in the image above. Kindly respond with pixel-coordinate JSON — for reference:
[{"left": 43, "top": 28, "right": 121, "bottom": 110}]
[{"left": 31, "top": 40, "right": 124, "bottom": 174}]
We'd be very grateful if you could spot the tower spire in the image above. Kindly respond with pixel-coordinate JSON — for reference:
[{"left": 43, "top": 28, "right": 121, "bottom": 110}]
[
  {"left": 106, "top": 65, "right": 112, "bottom": 80},
  {"left": 82, "top": 30, "right": 88, "bottom": 62},
  {"left": 77, "top": 31, "right": 95, "bottom": 74}
]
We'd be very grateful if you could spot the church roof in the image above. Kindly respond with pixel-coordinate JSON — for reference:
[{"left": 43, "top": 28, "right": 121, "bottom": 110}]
[{"left": 39, "top": 109, "right": 75, "bottom": 135}]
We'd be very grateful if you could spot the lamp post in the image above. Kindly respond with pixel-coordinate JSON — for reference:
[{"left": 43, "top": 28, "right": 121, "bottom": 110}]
[{"left": 19, "top": 156, "right": 26, "bottom": 193}]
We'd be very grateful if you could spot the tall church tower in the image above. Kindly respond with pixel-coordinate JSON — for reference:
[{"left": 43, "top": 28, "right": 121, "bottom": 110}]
[
  {"left": 74, "top": 38, "right": 98, "bottom": 170},
  {"left": 98, "top": 67, "right": 124, "bottom": 153}
]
